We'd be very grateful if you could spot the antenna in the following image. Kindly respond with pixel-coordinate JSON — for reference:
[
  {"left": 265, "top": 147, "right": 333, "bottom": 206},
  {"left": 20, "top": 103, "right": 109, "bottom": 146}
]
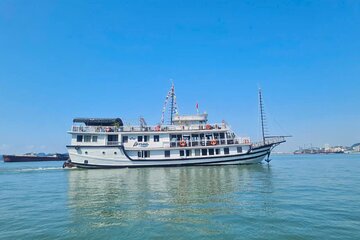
[{"left": 259, "top": 88, "right": 266, "bottom": 144}]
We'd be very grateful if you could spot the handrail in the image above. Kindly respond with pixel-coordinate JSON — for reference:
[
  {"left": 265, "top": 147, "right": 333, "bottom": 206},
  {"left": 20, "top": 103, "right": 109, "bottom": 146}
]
[
  {"left": 251, "top": 137, "right": 286, "bottom": 148},
  {"left": 107, "top": 141, "right": 120, "bottom": 146},
  {"left": 163, "top": 138, "right": 251, "bottom": 148},
  {"left": 71, "top": 123, "right": 230, "bottom": 133}
]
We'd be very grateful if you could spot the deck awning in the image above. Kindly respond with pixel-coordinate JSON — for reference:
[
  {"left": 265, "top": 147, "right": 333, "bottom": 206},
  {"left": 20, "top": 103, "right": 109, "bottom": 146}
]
[{"left": 73, "top": 118, "right": 123, "bottom": 127}]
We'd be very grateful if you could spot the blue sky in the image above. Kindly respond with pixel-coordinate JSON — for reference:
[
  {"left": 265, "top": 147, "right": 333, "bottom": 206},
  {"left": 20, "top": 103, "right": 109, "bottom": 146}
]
[{"left": 0, "top": 0, "right": 359, "bottom": 154}]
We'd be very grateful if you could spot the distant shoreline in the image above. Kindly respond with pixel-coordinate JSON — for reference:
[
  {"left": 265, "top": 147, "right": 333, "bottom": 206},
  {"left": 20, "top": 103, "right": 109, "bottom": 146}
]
[{"left": 273, "top": 152, "right": 360, "bottom": 155}]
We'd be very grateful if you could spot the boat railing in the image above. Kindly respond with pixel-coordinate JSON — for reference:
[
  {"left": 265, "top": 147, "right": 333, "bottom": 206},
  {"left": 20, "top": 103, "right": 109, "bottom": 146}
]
[
  {"left": 251, "top": 136, "right": 286, "bottom": 148},
  {"left": 163, "top": 138, "right": 251, "bottom": 148},
  {"left": 71, "top": 123, "right": 229, "bottom": 133},
  {"left": 107, "top": 141, "right": 120, "bottom": 146}
]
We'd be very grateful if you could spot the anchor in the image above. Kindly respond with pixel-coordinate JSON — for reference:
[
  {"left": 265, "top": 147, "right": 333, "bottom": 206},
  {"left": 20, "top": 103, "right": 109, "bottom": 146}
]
[{"left": 265, "top": 152, "right": 272, "bottom": 164}]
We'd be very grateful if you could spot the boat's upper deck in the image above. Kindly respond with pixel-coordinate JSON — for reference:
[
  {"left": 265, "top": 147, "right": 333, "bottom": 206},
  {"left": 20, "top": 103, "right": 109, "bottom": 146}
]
[
  {"left": 70, "top": 122, "right": 230, "bottom": 134},
  {"left": 69, "top": 114, "right": 232, "bottom": 134},
  {"left": 68, "top": 116, "right": 286, "bottom": 150}
]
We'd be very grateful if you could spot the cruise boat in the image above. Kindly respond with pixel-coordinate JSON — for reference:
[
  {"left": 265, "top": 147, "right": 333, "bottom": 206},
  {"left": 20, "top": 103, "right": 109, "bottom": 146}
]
[{"left": 64, "top": 85, "right": 286, "bottom": 169}]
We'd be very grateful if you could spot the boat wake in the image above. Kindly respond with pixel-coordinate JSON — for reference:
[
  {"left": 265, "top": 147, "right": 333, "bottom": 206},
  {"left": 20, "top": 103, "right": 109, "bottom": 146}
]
[
  {"left": 0, "top": 167, "right": 65, "bottom": 174},
  {"left": 17, "top": 167, "right": 64, "bottom": 172}
]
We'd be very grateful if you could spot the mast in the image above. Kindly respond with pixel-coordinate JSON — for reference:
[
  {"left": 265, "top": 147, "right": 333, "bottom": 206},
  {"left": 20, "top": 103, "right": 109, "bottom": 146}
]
[
  {"left": 170, "top": 84, "right": 175, "bottom": 125},
  {"left": 161, "top": 83, "right": 178, "bottom": 125},
  {"left": 259, "top": 88, "right": 266, "bottom": 144}
]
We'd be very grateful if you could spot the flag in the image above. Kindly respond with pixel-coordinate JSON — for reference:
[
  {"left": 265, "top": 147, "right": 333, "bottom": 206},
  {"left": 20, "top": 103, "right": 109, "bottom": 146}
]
[{"left": 196, "top": 103, "right": 199, "bottom": 114}]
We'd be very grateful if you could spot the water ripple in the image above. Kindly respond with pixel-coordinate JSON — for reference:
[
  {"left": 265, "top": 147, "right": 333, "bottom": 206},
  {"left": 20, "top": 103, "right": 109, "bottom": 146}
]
[{"left": 0, "top": 155, "right": 360, "bottom": 239}]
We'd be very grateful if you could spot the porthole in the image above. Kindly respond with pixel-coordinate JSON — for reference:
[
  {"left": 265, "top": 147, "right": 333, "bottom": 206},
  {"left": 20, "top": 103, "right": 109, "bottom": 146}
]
[
  {"left": 85, "top": 151, "right": 88, "bottom": 155},
  {"left": 114, "top": 152, "right": 117, "bottom": 155},
  {"left": 102, "top": 151, "right": 106, "bottom": 155},
  {"left": 84, "top": 160, "right": 88, "bottom": 164}
]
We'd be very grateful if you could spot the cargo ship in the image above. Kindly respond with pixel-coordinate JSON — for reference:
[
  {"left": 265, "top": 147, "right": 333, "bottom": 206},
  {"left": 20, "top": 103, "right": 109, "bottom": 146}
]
[{"left": 3, "top": 153, "right": 69, "bottom": 162}]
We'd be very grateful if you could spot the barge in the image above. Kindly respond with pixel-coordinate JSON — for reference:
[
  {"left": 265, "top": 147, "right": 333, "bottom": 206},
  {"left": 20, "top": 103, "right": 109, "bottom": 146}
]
[{"left": 3, "top": 153, "right": 69, "bottom": 163}]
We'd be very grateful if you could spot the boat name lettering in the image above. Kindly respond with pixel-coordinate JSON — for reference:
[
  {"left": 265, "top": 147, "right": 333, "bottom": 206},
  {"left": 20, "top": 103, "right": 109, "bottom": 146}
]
[{"left": 133, "top": 142, "right": 149, "bottom": 147}]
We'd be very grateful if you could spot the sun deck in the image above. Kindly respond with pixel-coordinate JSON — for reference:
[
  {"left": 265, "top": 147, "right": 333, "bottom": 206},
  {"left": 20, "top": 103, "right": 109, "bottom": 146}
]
[{"left": 69, "top": 123, "right": 230, "bottom": 134}]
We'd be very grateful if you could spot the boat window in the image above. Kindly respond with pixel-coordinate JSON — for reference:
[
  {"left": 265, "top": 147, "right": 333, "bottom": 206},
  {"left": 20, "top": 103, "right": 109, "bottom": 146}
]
[
  {"left": 138, "top": 136, "right": 143, "bottom": 142},
  {"left": 108, "top": 135, "right": 118, "bottom": 142},
  {"left": 214, "top": 133, "right": 219, "bottom": 139},
  {"left": 216, "top": 149, "right": 221, "bottom": 155},
  {"left": 202, "top": 149, "right": 208, "bottom": 156},
  {"left": 165, "top": 150, "right": 171, "bottom": 158},
  {"left": 144, "top": 151, "right": 150, "bottom": 158},
  {"left": 154, "top": 135, "right": 160, "bottom": 142},
  {"left": 237, "top": 147, "right": 242, "bottom": 153},
  {"left": 122, "top": 136, "right": 128, "bottom": 143},
  {"left": 195, "top": 149, "right": 201, "bottom": 156},
  {"left": 92, "top": 136, "right": 98, "bottom": 142},
  {"left": 206, "top": 134, "right": 212, "bottom": 140},
  {"left": 186, "top": 150, "right": 191, "bottom": 157},
  {"left": 224, "top": 148, "right": 230, "bottom": 155},
  {"left": 180, "top": 150, "right": 185, "bottom": 157},
  {"left": 220, "top": 133, "right": 225, "bottom": 139},
  {"left": 138, "top": 151, "right": 150, "bottom": 158},
  {"left": 200, "top": 134, "right": 205, "bottom": 140},
  {"left": 84, "top": 135, "right": 91, "bottom": 142},
  {"left": 77, "top": 135, "right": 83, "bottom": 142},
  {"left": 209, "top": 149, "right": 214, "bottom": 155},
  {"left": 177, "top": 135, "right": 182, "bottom": 141},
  {"left": 144, "top": 136, "right": 149, "bottom": 142},
  {"left": 192, "top": 134, "right": 199, "bottom": 140}
]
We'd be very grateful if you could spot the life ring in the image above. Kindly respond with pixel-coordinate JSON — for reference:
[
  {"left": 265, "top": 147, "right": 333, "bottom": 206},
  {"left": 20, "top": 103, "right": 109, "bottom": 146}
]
[
  {"left": 210, "top": 140, "right": 217, "bottom": 146},
  {"left": 179, "top": 140, "right": 187, "bottom": 147},
  {"left": 205, "top": 124, "right": 212, "bottom": 130}
]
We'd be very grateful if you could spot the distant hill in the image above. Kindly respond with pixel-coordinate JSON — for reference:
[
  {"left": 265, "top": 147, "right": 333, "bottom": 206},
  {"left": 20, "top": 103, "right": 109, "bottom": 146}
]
[{"left": 351, "top": 143, "right": 360, "bottom": 149}]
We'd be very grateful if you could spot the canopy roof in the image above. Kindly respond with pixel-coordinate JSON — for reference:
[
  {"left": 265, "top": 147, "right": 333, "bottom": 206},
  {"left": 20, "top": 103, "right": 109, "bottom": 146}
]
[{"left": 73, "top": 118, "right": 123, "bottom": 127}]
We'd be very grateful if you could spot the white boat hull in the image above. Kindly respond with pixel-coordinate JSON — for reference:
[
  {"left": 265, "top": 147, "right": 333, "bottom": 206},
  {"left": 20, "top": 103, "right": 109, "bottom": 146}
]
[{"left": 66, "top": 145, "right": 273, "bottom": 169}]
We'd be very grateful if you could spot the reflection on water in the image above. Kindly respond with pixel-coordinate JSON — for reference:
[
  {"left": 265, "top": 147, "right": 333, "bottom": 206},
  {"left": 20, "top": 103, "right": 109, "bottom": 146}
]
[
  {"left": 67, "top": 165, "right": 274, "bottom": 238},
  {"left": 3, "top": 155, "right": 359, "bottom": 239}
]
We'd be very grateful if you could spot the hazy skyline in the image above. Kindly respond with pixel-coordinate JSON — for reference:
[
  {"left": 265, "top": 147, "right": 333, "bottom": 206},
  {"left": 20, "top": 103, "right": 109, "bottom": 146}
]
[{"left": 0, "top": 0, "right": 359, "bottom": 154}]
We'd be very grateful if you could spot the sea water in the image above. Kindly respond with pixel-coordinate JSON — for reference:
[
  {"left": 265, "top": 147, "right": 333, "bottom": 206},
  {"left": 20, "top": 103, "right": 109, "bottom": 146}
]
[{"left": 0, "top": 154, "right": 359, "bottom": 240}]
